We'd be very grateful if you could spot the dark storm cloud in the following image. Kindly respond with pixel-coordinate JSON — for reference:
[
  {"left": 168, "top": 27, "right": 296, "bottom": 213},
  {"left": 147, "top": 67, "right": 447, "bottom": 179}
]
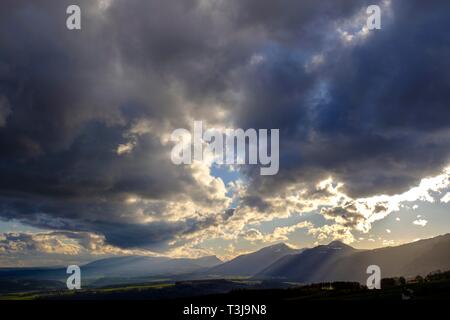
[
  {"left": 0, "top": 0, "right": 231, "bottom": 248},
  {"left": 234, "top": 0, "right": 450, "bottom": 198},
  {"left": 1, "top": 0, "right": 449, "bottom": 249},
  {"left": 321, "top": 204, "right": 365, "bottom": 228}
]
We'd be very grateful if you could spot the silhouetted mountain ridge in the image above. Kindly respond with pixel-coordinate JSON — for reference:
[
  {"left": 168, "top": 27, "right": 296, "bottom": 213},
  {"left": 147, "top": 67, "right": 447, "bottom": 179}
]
[
  {"left": 82, "top": 255, "right": 222, "bottom": 278},
  {"left": 2, "top": 234, "right": 450, "bottom": 286},
  {"left": 254, "top": 240, "right": 358, "bottom": 282},
  {"left": 206, "top": 242, "right": 302, "bottom": 276},
  {"left": 255, "top": 234, "right": 450, "bottom": 283},
  {"left": 0, "top": 255, "right": 222, "bottom": 280}
]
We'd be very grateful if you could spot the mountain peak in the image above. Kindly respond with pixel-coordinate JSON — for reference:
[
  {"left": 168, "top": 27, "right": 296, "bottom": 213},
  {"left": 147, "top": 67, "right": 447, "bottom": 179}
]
[
  {"left": 270, "top": 242, "right": 290, "bottom": 249},
  {"left": 259, "top": 243, "right": 292, "bottom": 253},
  {"left": 327, "top": 240, "right": 354, "bottom": 250},
  {"left": 207, "top": 242, "right": 298, "bottom": 276},
  {"left": 195, "top": 255, "right": 222, "bottom": 264}
]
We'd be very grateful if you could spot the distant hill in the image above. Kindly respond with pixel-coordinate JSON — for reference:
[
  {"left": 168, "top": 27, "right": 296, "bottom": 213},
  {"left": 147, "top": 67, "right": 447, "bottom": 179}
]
[
  {"left": 0, "top": 255, "right": 222, "bottom": 282},
  {"left": 329, "top": 233, "right": 450, "bottom": 282},
  {"left": 82, "top": 255, "right": 222, "bottom": 278},
  {"left": 0, "top": 266, "right": 67, "bottom": 281},
  {"left": 255, "top": 240, "right": 357, "bottom": 282},
  {"left": 206, "top": 243, "right": 301, "bottom": 277},
  {"left": 2, "top": 234, "right": 450, "bottom": 289},
  {"left": 255, "top": 234, "right": 450, "bottom": 283}
]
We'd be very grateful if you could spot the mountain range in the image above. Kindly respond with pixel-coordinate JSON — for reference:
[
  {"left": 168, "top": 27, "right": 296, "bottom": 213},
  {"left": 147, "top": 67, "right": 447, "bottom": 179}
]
[
  {"left": 0, "top": 255, "right": 222, "bottom": 281},
  {"left": 205, "top": 243, "right": 301, "bottom": 277},
  {"left": 255, "top": 234, "right": 450, "bottom": 283},
  {"left": 1, "top": 233, "right": 450, "bottom": 286},
  {"left": 82, "top": 255, "right": 222, "bottom": 278}
]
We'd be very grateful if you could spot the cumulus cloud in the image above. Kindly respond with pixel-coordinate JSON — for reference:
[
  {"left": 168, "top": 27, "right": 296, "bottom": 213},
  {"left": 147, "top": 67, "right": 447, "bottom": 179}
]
[
  {"left": 441, "top": 193, "right": 450, "bottom": 203},
  {"left": 0, "top": 230, "right": 158, "bottom": 267},
  {"left": 413, "top": 219, "right": 428, "bottom": 227}
]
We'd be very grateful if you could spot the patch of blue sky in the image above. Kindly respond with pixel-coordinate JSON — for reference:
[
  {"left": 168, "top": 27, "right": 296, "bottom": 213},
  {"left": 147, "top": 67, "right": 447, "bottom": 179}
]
[
  {"left": 210, "top": 163, "right": 241, "bottom": 186},
  {"left": 0, "top": 219, "right": 47, "bottom": 234}
]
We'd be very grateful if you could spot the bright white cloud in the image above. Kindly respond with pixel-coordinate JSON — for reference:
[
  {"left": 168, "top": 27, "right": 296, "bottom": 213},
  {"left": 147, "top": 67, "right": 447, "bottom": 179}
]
[
  {"left": 441, "top": 192, "right": 450, "bottom": 203},
  {"left": 413, "top": 219, "right": 428, "bottom": 227}
]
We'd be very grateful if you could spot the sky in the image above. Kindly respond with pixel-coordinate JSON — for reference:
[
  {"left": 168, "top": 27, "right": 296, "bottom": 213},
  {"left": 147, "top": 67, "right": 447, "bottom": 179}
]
[{"left": 0, "top": 0, "right": 450, "bottom": 267}]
